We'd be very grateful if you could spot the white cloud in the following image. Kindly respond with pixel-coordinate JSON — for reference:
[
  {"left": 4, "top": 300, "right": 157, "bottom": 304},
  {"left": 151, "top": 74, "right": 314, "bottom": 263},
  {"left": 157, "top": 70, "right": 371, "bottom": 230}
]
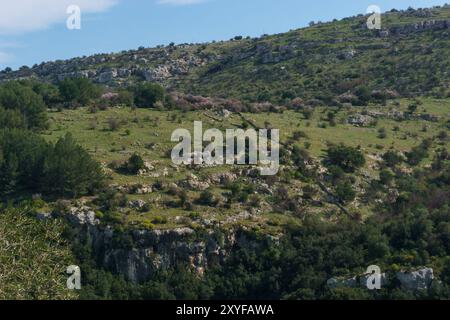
[
  {"left": 157, "top": 0, "right": 208, "bottom": 6},
  {"left": 0, "top": 0, "right": 118, "bottom": 35}
]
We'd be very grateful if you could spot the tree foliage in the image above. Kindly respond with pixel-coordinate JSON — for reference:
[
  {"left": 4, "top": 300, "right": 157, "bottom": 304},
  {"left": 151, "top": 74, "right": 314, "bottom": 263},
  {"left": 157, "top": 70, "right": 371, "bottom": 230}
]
[
  {"left": 0, "top": 81, "right": 48, "bottom": 130},
  {"left": 0, "top": 130, "right": 104, "bottom": 198},
  {"left": 133, "top": 83, "right": 165, "bottom": 108},
  {"left": 324, "top": 144, "right": 366, "bottom": 173}
]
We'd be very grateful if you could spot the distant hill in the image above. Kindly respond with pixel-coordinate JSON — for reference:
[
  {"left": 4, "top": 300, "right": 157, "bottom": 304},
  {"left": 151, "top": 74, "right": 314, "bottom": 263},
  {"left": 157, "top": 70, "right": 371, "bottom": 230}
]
[{"left": 1, "top": 5, "right": 449, "bottom": 104}]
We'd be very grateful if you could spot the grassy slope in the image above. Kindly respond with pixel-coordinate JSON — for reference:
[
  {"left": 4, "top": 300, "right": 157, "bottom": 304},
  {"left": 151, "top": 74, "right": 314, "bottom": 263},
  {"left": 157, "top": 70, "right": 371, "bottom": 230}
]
[
  {"left": 176, "top": 8, "right": 450, "bottom": 100},
  {"left": 41, "top": 97, "right": 449, "bottom": 231}
]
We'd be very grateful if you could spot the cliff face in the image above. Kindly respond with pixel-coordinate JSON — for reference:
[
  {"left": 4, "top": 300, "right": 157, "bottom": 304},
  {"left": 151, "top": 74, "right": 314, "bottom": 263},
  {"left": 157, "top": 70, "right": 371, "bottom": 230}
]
[{"left": 76, "top": 223, "right": 269, "bottom": 283}]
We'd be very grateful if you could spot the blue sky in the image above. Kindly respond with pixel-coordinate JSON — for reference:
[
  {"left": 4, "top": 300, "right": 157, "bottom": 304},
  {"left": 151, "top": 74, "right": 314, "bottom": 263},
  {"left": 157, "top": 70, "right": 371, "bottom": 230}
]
[{"left": 0, "top": 0, "right": 448, "bottom": 70}]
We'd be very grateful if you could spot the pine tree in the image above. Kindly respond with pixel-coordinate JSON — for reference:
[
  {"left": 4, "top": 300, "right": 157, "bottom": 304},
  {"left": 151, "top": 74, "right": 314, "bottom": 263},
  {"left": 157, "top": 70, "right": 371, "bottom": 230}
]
[{"left": 0, "top": 151, "right": 19, "bottom": 196}]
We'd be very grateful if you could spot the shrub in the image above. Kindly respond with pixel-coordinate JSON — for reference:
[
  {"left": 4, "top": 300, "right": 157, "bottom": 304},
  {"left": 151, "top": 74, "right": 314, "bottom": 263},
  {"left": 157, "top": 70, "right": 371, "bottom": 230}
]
[
  {"left": 117, "top": 89, "right": 134, "bottom": 107},
  {"left": 58, "top": 77, "right": 100, "bottom": 105},
  {"left": 141, "top": 220, "right": 155, "bottom": 230},
  {"left": 335, "top": 181, "right": 356, "bottom": 203},
  {"left": 438, "top": 131, "right": 448, "bottom": 141},
  {"left": 324, "top": 144, "right": 365, "bottom": 173},
  {"left": 378, "top": 127, "right": 387, "bottom": 139},
  {"left": 152, "top": 216, "right": 168, "bottom": 224},
  {"left": 123, "top": 154, "right": 145, "bottom": 175},
  {"left": 382, "top": 150, "right": 403, "bottom": 167},
  {"left": 379, "top": 169, "right": 395, "bottom": 185},
  {"left": 406, "top": 146, "right": 428, "bottom": 166},
  {"left": 0, "top": 207, "right": 76, "bottom": 300},
  {"left": 107, "top": 117, "right": 121, "bottom": 131},
  {"left": 292, "top": 131, "right": 309, "bottom": 141},
  {"left": 354, "top": 86, "right": 371, "bottom": 105},
  {"left": 302, "top": 108, "right": 314, "bottom": 119},
  {"left": 197, "top": 190, "right": 218, "bottom": 206},
  {"left": 134, "top": 83, "right": 165, "bottom": 108}
]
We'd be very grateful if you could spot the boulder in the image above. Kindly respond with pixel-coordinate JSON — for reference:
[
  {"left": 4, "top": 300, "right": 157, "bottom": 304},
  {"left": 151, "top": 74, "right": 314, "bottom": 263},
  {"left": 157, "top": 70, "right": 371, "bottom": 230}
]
[
  {"left": 179, "top": 174, "right": 210, "bottom": 191},
  {"left": 128, "top": 199, "right": 147, "bottom": 211},
  {"left": 208, "top": 172, "right": 237, "bottom": 185},
  {"left": 327, "top": 276, "right": 358, "bottom": 289},
  {"left": 117, "top": 68, "right": 131, "bottom": 78},
  {"left": 135, "top": 185, "right": 153, "bottom": 195},
  {"left": 67, "top": 206, "right": 99, "bottom": 226},
  {"left": 218, "top": 109, "right": 232, "bottom": 118},
  {"left": 98, "top": 69, "right": 117, "bottom": 83},
  {"left": 396, "top": 268, "right": 434, "bottom": 291},
  {"left": 143, "top": 66, "right": 171, "bottom": 81},
  {"left": 347, "top": 114, "right": 376, "bottom": 127},
  {"left": 338, "top": 49, "right": 357, "bottom": 60}
]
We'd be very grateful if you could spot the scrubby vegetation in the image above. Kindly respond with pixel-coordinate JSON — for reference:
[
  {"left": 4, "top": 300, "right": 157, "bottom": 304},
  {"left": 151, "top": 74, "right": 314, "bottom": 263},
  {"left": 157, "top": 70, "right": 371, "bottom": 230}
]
[
  {"left": 76, "top": 158, "right": 450, "bottom": 299},
  {"left": 0, "top": 5, "right": 449, "bottom": 300},
  {"left": 0, "top": 206, "right": 76, "bottom": 300}
]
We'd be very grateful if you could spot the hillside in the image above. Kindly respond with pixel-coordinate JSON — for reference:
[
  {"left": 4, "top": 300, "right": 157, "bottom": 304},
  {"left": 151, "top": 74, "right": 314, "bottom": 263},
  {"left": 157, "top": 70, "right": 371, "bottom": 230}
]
[
  {"left": 1, "top": 6, "right": 449, "bottom": 102},
  {"left": 0, "top": 5, "right": 449, "bottom": 300}
]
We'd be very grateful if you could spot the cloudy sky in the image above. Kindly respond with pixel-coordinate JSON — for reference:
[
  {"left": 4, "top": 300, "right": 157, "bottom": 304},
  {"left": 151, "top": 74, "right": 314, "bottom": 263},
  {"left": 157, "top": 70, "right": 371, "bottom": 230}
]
[{"left": 0, "top": 0, "right": 447, "bottom": 69}]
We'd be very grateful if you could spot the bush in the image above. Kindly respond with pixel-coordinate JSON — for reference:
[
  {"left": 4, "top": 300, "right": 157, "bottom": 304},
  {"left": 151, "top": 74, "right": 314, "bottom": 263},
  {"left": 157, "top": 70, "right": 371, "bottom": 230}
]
[
  {"left": 117, "top": 89, "right": 134, "bottom": 107},
  {"left": 123, "top": 154, "right": 145, "bottom": 175},
  {"left": 406, "top": 146, "right": 428, "bottom": 166},
  {"left": 134, "top": 83, "right": 165, "bottom": 108},
  {"left": 58, "top": 77, "right": 100, "bottom": 105},
  {"left": 31, "top": 82, "right": 60, "bottom": 107},
  {"left": 382, "top": 150, "right": 403, "bottom": 167},
  {"left": 335, "top": 181, "right": 356, "bottom": 203},
  {"left": 354, "top": 86, "right": 371, "bottom": 105},
  {"left": 0, "top": 107, "right": 27, "bottom": 129},
  {"left": 324, "top": 144, "right": 365, "bottom": 173},
  {"left": 107, "top": 117, "right": 124, "bottom": 131},
  {"left": 378, "top": 127, "right": 387, "bottom": 139},
  {"left": 292, "top": 131, "right": 309, "bottom": 140},
  {"left": 302, "top": 108, "right": 314, "bottom": 119},
  {"left": 379, "top": 169, "right": 395, "bottom": 185},
  {"left": 197, "top": 190, "right": 218, "bottom": 206},
  {"left": 152, "top": 216, "right": 168, "bottom": 224}
]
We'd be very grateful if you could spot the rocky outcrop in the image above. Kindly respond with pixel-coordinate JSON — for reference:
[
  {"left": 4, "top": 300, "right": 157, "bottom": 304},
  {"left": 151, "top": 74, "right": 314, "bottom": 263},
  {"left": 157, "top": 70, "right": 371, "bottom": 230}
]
[
  {"left": 385, "top": 19, "right": 450, "bottom": 35},
  {"left": 72, "top": 221, "right": 267, "bottom": 283},
  {"left": 207, "top": 172, "right": 237, "bottom": 185},
  {"left": 128, "top": 199, "right": 147, "bottom": 211},
  {"left": 347, "top": 114, "right": 377, "bottom": 127},
  {"left": 98, "top": 69, "right": 117, "bottom": 83},
  {"left": 338, "top": 49, "right": 357, "bottom": 60},
  {"left": 179, "top": 174, "right": 210, "bottom": 191},
  {"left": 327, "top": 268, "right": 436, "bottom": 292},
  {"left": 67, "top": 206, "right": 99, "bottom": 226},
  {"left": 143, "top": 66, "right": 171, "bottom": 82},
  {"left": 397, "top": 268, "right": 434, "bottom": 291}
]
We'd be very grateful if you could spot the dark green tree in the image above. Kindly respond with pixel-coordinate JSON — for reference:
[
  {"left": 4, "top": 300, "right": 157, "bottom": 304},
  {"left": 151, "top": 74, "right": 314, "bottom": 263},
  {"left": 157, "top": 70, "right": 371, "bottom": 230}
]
[
  {"left": 41, "top": 133, "right": 105, "bottom": 197},
  {"left": 123, "top": 153, "right": 145, "bottom": 175},
  {"left": 58, "top": 77, "right": 100, "bottom": 105},
  {"left": 0, "top": 81, "right": 48, "bottom": 130},
  {"left": 133, "top": 83, "right": 165, "bottom": 108},
  {"left": 324, "top": 144, "right": 365, "bottom": 173}
]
